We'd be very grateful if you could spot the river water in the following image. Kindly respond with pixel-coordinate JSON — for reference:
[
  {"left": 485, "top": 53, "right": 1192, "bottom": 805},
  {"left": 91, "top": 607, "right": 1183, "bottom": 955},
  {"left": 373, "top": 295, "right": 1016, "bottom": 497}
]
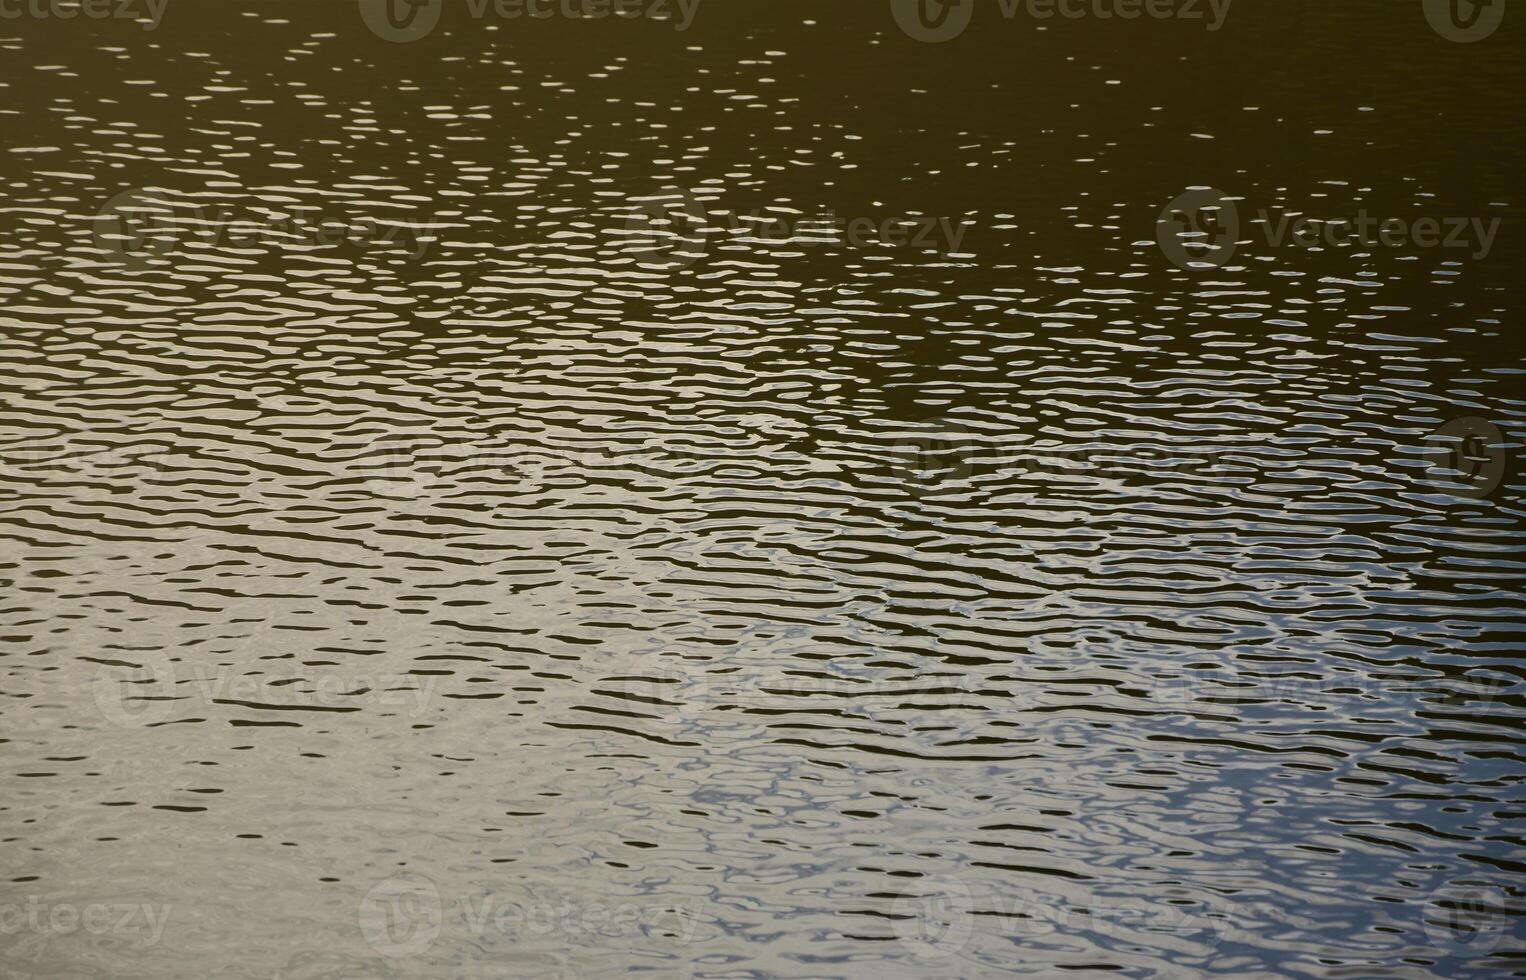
[{"left": 2, "top": 1, "right": 1524, "bottom": 977}]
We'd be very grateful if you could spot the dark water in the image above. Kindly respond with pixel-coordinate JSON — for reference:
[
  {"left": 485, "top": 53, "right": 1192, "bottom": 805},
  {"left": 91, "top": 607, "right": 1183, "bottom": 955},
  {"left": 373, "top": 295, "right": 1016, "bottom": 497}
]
[{"left": 2, "top": 1, "right": 1525, "bottom": 976}]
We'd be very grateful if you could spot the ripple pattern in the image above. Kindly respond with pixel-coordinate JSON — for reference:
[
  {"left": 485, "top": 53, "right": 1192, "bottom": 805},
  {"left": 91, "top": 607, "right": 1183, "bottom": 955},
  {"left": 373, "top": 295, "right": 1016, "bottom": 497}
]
[{"left": 1, "top": 3, "right": 1524, "bottom": 978}]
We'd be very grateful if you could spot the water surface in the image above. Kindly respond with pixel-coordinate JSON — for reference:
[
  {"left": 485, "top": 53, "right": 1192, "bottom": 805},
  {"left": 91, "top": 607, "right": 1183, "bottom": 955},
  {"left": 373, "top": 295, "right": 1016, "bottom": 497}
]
[{"left": 2, "top": 2, "right": 1524, "bottom": 976}]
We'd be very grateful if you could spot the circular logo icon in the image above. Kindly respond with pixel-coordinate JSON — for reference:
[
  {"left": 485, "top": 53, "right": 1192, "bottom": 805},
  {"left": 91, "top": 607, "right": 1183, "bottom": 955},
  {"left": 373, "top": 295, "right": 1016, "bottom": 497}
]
[
  {"left": 1152, "top": 668, "right": 1210, "bottom": 718},
  {"left": 1423, "top": 878, "right": 1518, "bottom": 957},
  {"left": 623, "top": 188, "right": 711, "bottom": 271},
  {"left": 891, "top": 874, "right": 975, "bottom": 958},
  {"left": 1424, "top": 0, "right": 1505, "bottom": 41},
  {"left": 94, "top": 188, "right": 178, "bottom": 271},
  {"left": 884, "top": 416, "right": 980, "bottom": 495},
  {"left": 358, "top": 873, "right": 444, "bottom": 958},
  {"left": 1422, "top": 417, "right": 1508, "bottom": 498},
  {"left": 359, "top": 429, "right": 459, "bottom": 515},
  {"left": 891, "top": 0, "right": 975, "bottom": 42},
  {"left": 92, "top": 648, "right": 177, "bottom": 727},
  {"left": 1156, "top": 188, "right": 1240, "bottom": 271},
  {"left": 359, "top": 0, "right": 443, "bottom": 42}
]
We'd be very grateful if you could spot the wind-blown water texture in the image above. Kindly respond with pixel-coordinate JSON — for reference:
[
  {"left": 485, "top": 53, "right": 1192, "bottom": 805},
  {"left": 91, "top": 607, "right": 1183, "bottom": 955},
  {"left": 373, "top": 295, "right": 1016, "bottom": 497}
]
[{"left": 1, "top": 2, "right": 1524, "bottom": 977}]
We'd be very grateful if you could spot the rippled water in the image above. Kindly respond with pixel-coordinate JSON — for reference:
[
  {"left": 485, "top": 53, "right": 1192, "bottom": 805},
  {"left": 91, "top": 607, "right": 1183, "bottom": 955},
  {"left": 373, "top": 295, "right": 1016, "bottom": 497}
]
[{"left": 2, "top": 2, "right": 1524, "bottom": 977}]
